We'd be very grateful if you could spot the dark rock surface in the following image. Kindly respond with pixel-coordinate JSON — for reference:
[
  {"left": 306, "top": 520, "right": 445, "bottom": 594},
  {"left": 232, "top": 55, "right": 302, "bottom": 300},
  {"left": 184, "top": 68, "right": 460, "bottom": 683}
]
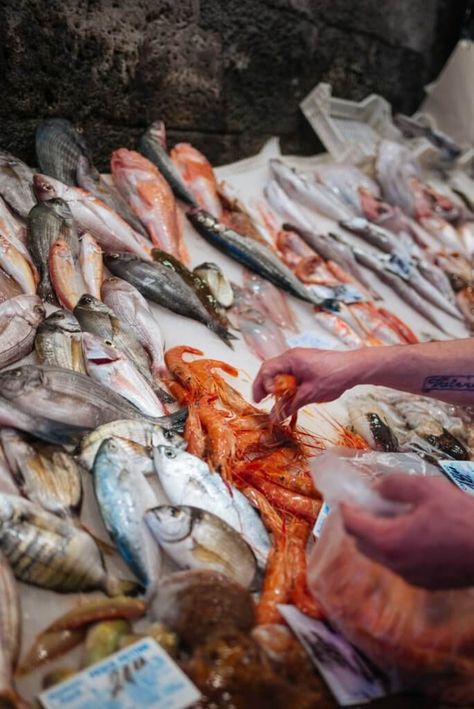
[{"left": 0, "top": 0, "right": 468, "bottom": 168}]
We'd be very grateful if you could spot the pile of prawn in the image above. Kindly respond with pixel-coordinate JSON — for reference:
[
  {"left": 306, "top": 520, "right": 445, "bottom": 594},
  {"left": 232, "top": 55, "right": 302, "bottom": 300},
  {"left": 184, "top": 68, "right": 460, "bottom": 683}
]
[{"left": 165, "top": 346, "right": 367, "bottom": 624}]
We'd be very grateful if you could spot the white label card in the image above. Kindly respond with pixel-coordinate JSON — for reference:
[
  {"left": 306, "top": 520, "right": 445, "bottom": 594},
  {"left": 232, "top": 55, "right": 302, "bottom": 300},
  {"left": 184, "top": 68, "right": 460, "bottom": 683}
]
[
  {"left": 313, "top": 501, "right": 331, "bottom": 538},
  {"left": 438, "top": 460, "right": 474, "bottom": 495},
  {"left": 278, "top": 605, "right": 395, "bottom": 706},
  {"left": 39, "top": 637, "right": 201, "bottom": 709}
]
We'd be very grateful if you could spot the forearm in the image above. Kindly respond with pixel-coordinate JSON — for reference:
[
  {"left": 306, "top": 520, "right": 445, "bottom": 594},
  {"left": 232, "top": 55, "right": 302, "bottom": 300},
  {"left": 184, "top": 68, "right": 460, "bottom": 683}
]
[{"left": 350, "top": 338, "right": 474, "bottom": 405}]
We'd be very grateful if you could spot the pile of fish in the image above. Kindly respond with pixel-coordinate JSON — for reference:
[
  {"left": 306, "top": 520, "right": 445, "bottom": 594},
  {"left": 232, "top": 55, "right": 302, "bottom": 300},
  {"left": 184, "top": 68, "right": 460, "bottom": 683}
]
[{"left": 0, "top": 114, "right": 471, "bottom": 705}]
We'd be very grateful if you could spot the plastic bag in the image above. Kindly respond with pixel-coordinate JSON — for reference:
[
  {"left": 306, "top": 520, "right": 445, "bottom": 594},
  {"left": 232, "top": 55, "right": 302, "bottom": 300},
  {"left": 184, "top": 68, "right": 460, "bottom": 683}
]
[{"left": 307, "top": 448, "right": 474, "bottom": 705}]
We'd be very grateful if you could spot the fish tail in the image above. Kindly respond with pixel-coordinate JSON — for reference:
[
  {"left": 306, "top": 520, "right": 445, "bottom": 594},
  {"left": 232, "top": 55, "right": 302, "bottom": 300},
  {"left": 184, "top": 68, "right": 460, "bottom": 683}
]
[
  {"left": 153, "top": 383, "right": 176, "bottom": 406},
  {"left": 33, "top": 420, "right": 88, "bottom": 446},
  {"left": 210, "top": 322, "right": 238, "bottom": 349},
  {"left": 103, "top": 576, "right": 144, "bottom": 598}
]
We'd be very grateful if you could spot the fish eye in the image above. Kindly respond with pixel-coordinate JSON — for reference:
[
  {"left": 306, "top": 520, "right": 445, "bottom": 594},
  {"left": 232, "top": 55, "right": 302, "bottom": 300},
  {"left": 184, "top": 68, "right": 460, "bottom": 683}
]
[
  {"left": 82, "top": 295, "right": 93, "bottom": 304},
  {"left": 170, "top": 507, "right": 180, "bottom": 517},
  {"left": 163, "top": 430, "right": 174, "bottom": 440},
  {"left": 12, "top": 370, "right": 22, "bottom": 378},
  {"left": 104, "top": 339, "right": 113, "bottom": 346},
  {"left": 34, "top": 305, "right": 45, "bottom": 315},
  {"left": 164, "top": 448, "right": 176, "bottom": 459}
]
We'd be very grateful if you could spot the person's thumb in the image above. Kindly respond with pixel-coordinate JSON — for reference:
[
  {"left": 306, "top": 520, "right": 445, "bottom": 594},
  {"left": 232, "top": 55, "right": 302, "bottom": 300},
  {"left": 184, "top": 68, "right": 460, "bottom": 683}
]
[{"left": 376, "top": 473, "right": 428, "bottom": 505}]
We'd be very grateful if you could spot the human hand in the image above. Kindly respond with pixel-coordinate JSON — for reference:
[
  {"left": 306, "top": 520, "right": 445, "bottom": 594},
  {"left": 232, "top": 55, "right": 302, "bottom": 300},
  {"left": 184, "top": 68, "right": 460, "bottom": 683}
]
[
  {"left": 341, "top": 474, "right": 474, "bottom": 590},
  {"left": 252, "top": 347, "right": 363, "bottom": 419}
]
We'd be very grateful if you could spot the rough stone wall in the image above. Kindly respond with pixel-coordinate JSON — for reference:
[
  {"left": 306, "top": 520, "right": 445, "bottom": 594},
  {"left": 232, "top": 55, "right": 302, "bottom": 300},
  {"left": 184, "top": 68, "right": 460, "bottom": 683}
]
[{"left": 0, "top": 0, "right": 468, "bottom": 168}]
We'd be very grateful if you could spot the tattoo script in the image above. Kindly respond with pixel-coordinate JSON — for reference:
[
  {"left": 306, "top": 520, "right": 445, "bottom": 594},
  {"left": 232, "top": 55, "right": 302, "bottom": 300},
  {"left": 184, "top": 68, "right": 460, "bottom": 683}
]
[{"left": 422, "top": 375, "right": 474, "bottom": 393}]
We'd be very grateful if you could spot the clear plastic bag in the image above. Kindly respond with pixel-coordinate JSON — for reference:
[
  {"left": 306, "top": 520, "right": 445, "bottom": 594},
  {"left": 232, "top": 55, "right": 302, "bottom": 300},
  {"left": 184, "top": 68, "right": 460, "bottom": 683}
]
[{"left": 307, "top": 448, "right": 474, "bottom": 705}]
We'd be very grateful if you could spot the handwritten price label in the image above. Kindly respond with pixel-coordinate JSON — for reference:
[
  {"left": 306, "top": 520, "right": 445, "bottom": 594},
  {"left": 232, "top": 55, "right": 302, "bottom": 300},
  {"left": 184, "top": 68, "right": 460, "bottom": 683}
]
[{"left": 39, "top": 638, "right": 200, "bottom": 709}]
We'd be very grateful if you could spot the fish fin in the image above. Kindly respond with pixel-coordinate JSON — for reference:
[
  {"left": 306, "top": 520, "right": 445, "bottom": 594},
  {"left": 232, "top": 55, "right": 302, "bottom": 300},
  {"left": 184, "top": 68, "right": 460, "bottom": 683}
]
[
  {"left": 209, "top": 322, "right": 239, "bottom": 348},
  {"left": 104, "top": 576, "right": 144, "bottom": 598},
  {"left": 158, "top": 406, "right": 188, "bottom": 433},
  {"left": 153, "top": 383, "right": 176, "bottom": 405},
  {"left": 80, "top": 524, "right": 116, "bottom": 556}
]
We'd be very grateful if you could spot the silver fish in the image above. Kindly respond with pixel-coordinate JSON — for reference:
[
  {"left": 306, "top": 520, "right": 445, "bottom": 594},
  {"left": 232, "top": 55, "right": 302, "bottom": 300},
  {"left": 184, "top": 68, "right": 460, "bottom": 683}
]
[
  {"left": 0, "top": 393, "right": 87, "bottom": 445},
  {"left": 315, "top": 163, "right": 380, "bottom": 214},
  {"left": 193, "top": 262, "right": 234, "bottom": 309},
  {"left": 152, "top": 444, "right": 270, "bottom": 566},
  {"left": 0, "top": 151, "right": 36, "bottom": 218},
  {"left": 93, "top": 437, "right": 161, "bottom": 595},
  {"left": 340, "top": 217, "right": 400, "bottom": 254},
  {"left": 82, "top": 333, "right": 166, "bottom": 417},
  {"left": 74, "top": 293, "right": 156, "bottom": 386},
  {"left": 187, "top": 209, "right": 336, "bottom": 309},
  {"left": 269, "top": 159, "right": 354, "bottom": 222},
  {"left": 0, "top": 294, "right": 45, "bottom": 368},
  {"left": 33, "top": 173, "right": 152, "bottom": 260},
  {"left": 0, "top": 552, "right": 21, "bottom": 707},
  {"left": 78, "top": 416, "right": 186, "bottom": 472},
  {"left": 145, "top": 505, "right": 257, "bottom": 589},
  {"left": 0, "top": 429, "right": 82, "bottom": 517},
  {"left": 291, "top": 227, "right": 379, "bottom": 298},
  {"left": 101, "top": 277, "right": 166, "bottom": 377},
  {"left": 104, "top": 252, "right": 237, "bottom": 347},
  {"left": 35, "top": 309, "right": 86, "bottom": 373},
  {"left": 0, "top": 365, "right": 152, "bottom": 429},
  {"left": 0, "top": 493, "right": 139, "bottom": 594},
  {"left": 138, "top": 121, "right": 198, "bottom": 207},
  {"left": 27, "top": 197, "right": 80, "bottom": 302}
]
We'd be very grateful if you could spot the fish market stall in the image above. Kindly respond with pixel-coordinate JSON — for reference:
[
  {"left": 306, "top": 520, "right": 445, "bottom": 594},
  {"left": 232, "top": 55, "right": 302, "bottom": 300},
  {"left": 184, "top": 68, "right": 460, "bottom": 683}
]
[{"left": 0, "top": 107, "right": 471, "bottom": 709}]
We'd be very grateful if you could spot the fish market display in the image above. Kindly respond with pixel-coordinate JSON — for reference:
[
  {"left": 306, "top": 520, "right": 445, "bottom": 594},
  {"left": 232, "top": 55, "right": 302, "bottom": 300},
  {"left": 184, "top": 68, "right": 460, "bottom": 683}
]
[
  {"left": 0, "top": 552, "right": 22, "bottom": 707},
  {"left": 145, "top": 505, "right": 257, "bottom": 588},
  {"left": 82, "top": 333, "right": 166, "bottom": 417},
  {"left": 112, "top": 148, "right": 187, "bottom": 262},
  {"left": 93, "top": 437, "right": 161, "bottom": 594},
  {"left": 0, "top": 428, "right": 82, "bottom": 516},
  {"left": 35, "top": 309, "right": 86, "bottom": 372},
  {"left": 104, "top": 252, "right": 236, "bottom": 347},
  {"left": 0, "top": 493, "right": 137, "bottom": 595},
  {"left": 0, "top": 294, "right": 45, "bottom": 368},
  {"left": 171, "top": 143, "right": 223, "bottom": 218},
  {"left": 33, "top": 173, "right": 152, "bottom": 260},
  {"left": 101, "top": 277, "right": 166, "bottom": 376},
  {"left": 188, "top": 208, "right": 336, "bottom": 309},
  {"left": 139, "top": 121, "right": 198, "bottom": 207},
  {"left": 0, "top": 118, "right": 469, "bottom": 705}
]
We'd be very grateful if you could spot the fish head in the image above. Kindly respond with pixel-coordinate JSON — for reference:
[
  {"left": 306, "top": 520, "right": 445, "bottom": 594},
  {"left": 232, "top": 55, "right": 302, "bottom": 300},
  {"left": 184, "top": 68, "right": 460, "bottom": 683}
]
[
  {"left": 103, "top": 252, "right": 137, "bottom": 272},
  {"left": 94, "top": 436, "right": 130, "bottom": 469},
  {"left": 74, "top": 294, "right": 114, "bottom": 328},
  {"left": 44, "top": 309, "right": 82, "bottom": 334},
  {"left": 33, "top": 173, "right": 64, "bottom": 202},
  {"left": 147, "top": 425, "right": 185, "bottom": 450},
  {"left": 152, "top": 443, "right": 184, "bottom": 477},
  {"left": 2, "top": 294, "right": 45, "bottom": 326},
  {"left": 82, "top": 333, "right": 122, "bottom": 365},
  {"left": 147, "top": 121, "right": 167, "bottom": 148},
  {"left": 45, "top": 197, "right": 75, "bottom": 224},
  {"left": 145, "top": 504, "right": 193, "bottom": 543},
  {"left": 0, "top": 365, "right": 46, "bottom": 400}
]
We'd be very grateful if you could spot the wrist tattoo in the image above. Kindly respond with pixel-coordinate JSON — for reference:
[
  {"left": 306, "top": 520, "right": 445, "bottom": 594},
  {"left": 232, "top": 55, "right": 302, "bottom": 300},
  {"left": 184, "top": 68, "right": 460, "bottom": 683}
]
[{"left": 422, "top": 375, "right": 474, "bottom": 393}]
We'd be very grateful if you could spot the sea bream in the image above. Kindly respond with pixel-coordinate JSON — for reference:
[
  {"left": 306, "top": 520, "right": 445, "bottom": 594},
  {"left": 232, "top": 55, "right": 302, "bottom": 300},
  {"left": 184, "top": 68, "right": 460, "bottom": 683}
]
[
  {"left": 82, "top": 333, "right": 166, "bottom": 418},
  {"left": 0, "top": 294, "right": 45, "bottom": 369},
  {"left": 35, "top": 309, "right": 86, "bottom": 373},
  {"left": 101, "top": 277, "right": 166, "bottom": 376},
  {"left": 0, "top": 365, "right": 156, "bottom": 429},
  {"left": 27, "top": 198, "right": 80, "bottom": 302},
  {"left": 33, "top": 173, "right": 152, "bottom": 260},
  {"left": 152, "top": 443, "right": 271, "bottom": 566},
  {"left": 0, "top": 428, "right": 82, "bottom": 517},
  {"left": 0, "top": 493, "right": 138, "bottom": 595},
  {"left": 145, "top": 505, "right": 257, "bottom": 589}
]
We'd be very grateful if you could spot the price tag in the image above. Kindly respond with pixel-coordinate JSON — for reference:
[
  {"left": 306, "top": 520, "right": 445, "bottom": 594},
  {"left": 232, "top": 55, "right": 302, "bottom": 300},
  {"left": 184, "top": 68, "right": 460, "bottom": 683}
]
[
  {"left": 438, "top": 460, "right": 474, "bottom": 495},
  {"left": 39, "top": 638, "right": 201, "bottom": 709},
  {"left": 278, "top": 605, "right": 396, "bottom": 705}
]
